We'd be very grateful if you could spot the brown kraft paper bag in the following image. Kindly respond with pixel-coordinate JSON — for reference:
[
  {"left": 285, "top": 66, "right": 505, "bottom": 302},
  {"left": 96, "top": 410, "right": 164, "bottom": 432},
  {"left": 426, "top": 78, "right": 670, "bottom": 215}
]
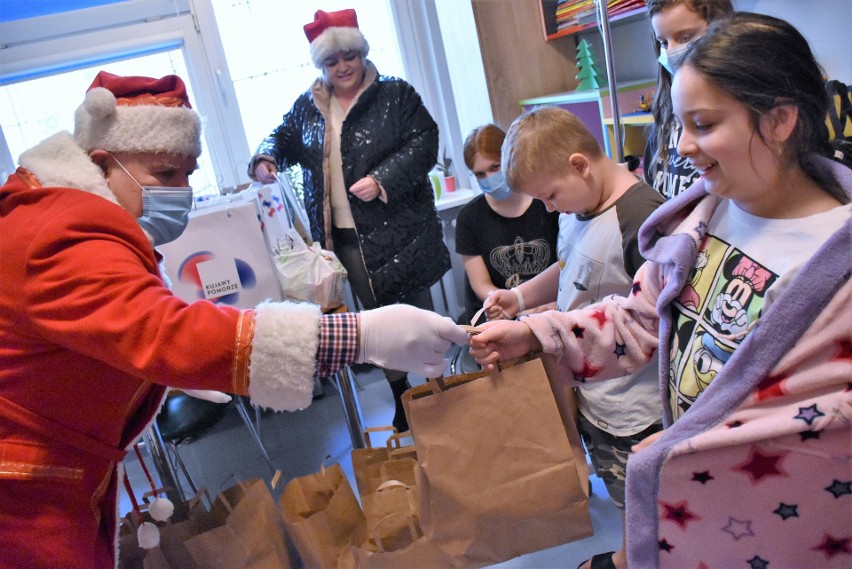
[
  {"left": 280, "top": 463, "right": 365, "bottom": 568},
  {"left": 350, "top": 427, "right": 419, "bottom": 548},
  {"left": 402, "top": 353, "right": 593, "bottom": 567},
  {"left": 350, "top": 427, "right": 416, "bottom": 497},
  {"left": 182, "top": 477, "right": 294, "bottom": 569},
  {"left": 336, "top": 484, "right": 448, "bottom": 569}
]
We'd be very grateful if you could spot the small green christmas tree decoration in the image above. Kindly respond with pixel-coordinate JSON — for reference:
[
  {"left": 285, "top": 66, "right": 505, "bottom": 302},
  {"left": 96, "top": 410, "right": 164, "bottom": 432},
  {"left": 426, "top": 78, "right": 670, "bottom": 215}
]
[{"left": 574, "top": 38, "right": 603, "bottom": 90}]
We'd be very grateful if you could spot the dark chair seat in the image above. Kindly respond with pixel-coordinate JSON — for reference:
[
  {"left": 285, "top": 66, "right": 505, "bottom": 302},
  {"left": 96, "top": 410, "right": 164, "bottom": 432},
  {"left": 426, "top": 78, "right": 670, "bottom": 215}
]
[{"left": 157, "top": 392, "right": 231, "bottom": 444}]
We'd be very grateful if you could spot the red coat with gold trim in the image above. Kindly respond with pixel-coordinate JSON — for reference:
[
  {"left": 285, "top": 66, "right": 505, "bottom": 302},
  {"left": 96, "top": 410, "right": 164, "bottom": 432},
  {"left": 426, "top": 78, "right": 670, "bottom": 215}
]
[{"left": 0, "top": 132, "right": 323, "bottom": 568}]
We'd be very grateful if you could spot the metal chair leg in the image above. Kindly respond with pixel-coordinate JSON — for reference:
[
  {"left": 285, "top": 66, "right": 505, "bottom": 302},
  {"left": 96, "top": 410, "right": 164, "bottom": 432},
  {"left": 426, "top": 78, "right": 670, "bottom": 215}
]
[
  {"left": 234, "top": 397, "right": 274, "bottom": 469},
  {"left": 164, "top": 440, "right": 200, "bottom": 499},
  {"left": 142, "top": 425, "right": 187, "bottom": 505},
  {"left": 334, "top": 367, "right": 367, "bottom": 449}
]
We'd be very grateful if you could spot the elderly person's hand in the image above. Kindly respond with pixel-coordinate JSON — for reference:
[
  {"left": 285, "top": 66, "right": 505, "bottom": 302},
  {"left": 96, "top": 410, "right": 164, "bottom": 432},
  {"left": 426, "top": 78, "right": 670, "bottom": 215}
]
[
  {"left": 349, "top": 176, "right": 382, "bottom": 202},
  {"left": 254, "top": 159, "right": 278, "bottom": 184}
]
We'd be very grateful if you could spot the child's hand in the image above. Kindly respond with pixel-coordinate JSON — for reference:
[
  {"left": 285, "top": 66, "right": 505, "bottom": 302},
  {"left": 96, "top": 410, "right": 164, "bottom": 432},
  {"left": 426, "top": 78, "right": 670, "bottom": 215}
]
[
  {"left": 483, "top": 289, "right": 519, "bottom": 320},
  {"left": 631, "top": 430, "right": 665, "bottom": 454},
  {"left": 469, "top": 320, "right": 541, "bottom": 370}
]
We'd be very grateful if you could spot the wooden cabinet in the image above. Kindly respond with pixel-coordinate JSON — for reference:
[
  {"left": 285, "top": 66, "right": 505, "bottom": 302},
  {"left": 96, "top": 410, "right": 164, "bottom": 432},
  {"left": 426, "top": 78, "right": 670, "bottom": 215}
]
[
  {"left": 471, "top": 0, "right": 656, "bottom": 135},
  {"left": 471, "top": 0, "right": 580, "bottom": 130},
  {"left": 520, "top": 79, "right": 655, "bottom": 160}
]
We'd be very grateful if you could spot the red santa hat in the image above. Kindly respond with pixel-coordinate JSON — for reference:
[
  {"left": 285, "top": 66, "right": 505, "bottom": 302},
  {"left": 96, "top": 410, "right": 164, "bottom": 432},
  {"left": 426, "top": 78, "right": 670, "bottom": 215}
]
[
  {"left": 304, "top": 9, "right": 370, "bottom": 68},
  {"left": 74, "top": 71, "right": 202, "bottom": 158}
]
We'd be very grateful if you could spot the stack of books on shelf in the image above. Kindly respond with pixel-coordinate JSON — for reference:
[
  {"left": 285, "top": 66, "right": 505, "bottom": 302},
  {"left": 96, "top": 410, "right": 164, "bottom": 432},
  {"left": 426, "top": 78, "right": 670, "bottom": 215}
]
[{"left": 555, "top": 0, "right": 645, "bottom": 36}]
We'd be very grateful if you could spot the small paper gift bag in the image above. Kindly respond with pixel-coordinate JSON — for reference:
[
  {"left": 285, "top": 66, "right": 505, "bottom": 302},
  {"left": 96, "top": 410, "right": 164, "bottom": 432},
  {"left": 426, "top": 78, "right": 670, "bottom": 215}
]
[
  {"left": 183, "top": 478, "right": 294, "bottom": 569},
  {"left": 280, "top": 463, "right": 365, "bottom": 569}
]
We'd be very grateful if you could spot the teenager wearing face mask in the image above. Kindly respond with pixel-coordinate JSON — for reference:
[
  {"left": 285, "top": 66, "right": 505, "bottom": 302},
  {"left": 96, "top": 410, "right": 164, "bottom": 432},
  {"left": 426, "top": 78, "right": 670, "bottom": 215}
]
[
  {"left": 644, "top": 0, "right": 734, "bottom": 200},
  {"left": 454, "top": 124, "right": 560, "bottom": 324},
  {"left": 0, "top": 71, "right": 468, "bottom": 569}
]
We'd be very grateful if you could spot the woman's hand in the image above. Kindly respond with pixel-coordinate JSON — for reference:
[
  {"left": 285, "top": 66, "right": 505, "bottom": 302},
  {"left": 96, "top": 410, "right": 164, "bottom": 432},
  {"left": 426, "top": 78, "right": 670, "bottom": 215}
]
[
  {"left": 254, "top": 160, "right": 278, "bottom": 184},
  {"left": 469, "top": 320, "right": 541, "bottom": 370},
  {"left": 349, "top": 176, "right": 382, "bottom": 202}
]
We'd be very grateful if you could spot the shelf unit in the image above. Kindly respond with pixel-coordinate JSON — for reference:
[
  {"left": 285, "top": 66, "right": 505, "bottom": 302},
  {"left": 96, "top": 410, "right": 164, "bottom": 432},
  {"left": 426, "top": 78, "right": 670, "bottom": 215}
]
[
  {"left": 520, "top": 79, "right": 655, "bottom": 160},
  {"left": 539, "top": 0, "right": 648, "bottom": 42},
  {"left": 470, "top": 1, "right": 655, "bottom": 131}
]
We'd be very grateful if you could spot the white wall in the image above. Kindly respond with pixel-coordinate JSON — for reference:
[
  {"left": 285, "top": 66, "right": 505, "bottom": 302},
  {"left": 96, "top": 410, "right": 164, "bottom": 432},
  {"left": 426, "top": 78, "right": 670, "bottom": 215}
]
[
  {"left": 435, "top": 0, "right": 493, "bottom": 139},
  {"left": 564, "top": 1, "right": 851, "bottom": 170},
  {"left": 737, "top": 0, "right": 851, "bottom": 82},
  {"left": 577, "top": 0, "right": 852, "bottom": 87}
]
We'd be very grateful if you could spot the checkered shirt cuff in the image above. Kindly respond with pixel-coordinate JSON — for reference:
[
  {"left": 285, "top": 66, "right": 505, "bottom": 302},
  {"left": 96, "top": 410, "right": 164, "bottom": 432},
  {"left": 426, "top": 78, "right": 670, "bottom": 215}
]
[{"left": 317, "top": 312, "right": 359, "bottom": 377}]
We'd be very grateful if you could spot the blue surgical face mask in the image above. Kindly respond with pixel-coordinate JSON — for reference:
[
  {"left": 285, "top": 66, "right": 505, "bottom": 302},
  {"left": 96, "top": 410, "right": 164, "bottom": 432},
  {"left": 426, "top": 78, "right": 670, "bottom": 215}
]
[
  {"left": 658, "top": 42, "right": 690, "bottom": 75},
  {"left": 111, "top": 156, "right": 194, "bottom": 246},
  {"left": 137, "top": 187, "right": 194, "bottom": 246},
  {"left": 477, "top": 171, "right": 513, "bottom": 201}
]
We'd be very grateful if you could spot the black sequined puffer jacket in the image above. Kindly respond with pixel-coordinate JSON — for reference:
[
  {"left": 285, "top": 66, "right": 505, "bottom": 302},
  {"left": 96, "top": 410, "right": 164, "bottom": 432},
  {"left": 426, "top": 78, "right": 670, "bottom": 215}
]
[{"left": 249, "top": 62, "right": 450, "bottom": 305}]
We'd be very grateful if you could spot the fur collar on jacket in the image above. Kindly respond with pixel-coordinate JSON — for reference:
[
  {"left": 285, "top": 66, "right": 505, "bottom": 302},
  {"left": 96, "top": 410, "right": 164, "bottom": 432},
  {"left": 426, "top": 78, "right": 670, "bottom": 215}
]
[
  {"left": 18, "top": 131, "right": 120, "bottom": 207},
  {"left": 16, "top": 131, "right": 163, "bottom": 247}
]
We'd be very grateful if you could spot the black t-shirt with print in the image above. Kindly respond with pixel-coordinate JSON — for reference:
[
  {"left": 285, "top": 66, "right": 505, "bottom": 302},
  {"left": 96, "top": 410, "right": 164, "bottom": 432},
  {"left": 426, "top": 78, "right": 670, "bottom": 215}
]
[
  {"left": 455, "top": 194, "right": 559, "bottom": 322},
  {"left": 644, "top": 122, "right": 701, "bottom": 200}
]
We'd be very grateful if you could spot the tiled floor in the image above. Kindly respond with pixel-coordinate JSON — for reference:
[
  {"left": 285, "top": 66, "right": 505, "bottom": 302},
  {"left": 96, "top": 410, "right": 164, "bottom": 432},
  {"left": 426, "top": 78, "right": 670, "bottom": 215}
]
[{"left": 122, "top": 356, "right": 624, "bottom": 568}]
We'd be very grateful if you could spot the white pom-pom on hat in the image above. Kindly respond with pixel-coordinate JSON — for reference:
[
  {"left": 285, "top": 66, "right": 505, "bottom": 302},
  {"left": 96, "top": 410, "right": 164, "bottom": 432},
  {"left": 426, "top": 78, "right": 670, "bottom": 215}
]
[{"left": 83, "top": 87, "right": 117, "bottom": 120}]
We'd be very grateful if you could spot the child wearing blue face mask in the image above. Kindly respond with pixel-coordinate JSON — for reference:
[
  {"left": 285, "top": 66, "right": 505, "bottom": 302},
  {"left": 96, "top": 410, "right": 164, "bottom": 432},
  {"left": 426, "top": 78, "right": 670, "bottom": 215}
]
[
  {"left": 455, "top": 123, "right": 560, "bottom": 324},
  {"left": 644, "top": 0, "right": 734, "bottom": 201}
]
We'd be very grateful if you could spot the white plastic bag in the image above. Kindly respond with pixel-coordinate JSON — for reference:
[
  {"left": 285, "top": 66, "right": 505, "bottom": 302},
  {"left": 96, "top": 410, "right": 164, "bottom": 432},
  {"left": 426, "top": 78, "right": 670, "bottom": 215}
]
[{"left": 274, "top": 229, "right": 347, "bottom": 310}]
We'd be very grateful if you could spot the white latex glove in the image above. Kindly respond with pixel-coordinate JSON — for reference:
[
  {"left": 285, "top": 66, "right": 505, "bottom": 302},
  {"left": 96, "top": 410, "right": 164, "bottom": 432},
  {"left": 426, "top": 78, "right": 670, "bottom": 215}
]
[
  {"left": 181, "top": 389, "right": 233, "bottom": 404},
  {"left": 357, "top": 305, "right": 470, "bottom": 377}
]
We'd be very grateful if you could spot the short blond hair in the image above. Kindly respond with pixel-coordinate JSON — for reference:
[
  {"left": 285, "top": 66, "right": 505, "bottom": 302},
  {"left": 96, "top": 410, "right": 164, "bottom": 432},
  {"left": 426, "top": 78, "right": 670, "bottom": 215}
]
[{"left": 502, "top": 106, "right": 603, "bottom": 191}]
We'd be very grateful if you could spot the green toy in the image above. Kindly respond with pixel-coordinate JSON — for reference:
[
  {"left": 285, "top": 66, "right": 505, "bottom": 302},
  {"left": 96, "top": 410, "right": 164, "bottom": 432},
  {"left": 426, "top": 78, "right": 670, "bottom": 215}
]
[{"left": 575, "top": 38, "right": 603, "bottom": 90}]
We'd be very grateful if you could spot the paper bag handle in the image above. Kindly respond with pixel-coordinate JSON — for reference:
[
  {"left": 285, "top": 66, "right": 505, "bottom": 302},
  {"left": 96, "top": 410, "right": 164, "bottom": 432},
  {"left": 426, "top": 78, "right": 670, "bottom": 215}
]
[
  {"left": 385, "top": 431, "right": 411, "bottom": 451},
  {"left": 376, "top": 480, "right": 409, "bottom": 492},
  {"left": 362, "top": 426, "right": 398, "bottom": 449},
  {"left": 459, "top": 306, "right": 486, "bottom": 336},
  {"left": 368, "top": 479, "right": 418, "bottom": 553},
  {"left": 369, "top": 505, "right": 419, "bottom": 554},
  {"left": 460, "top": 304, "right": 512, "bottom": 335},
  {"left": 186, "top": 488, "right": 211, "bottom": 511},
  {"left": 424, "top": 351, "right": 543, "bottom": 394}
]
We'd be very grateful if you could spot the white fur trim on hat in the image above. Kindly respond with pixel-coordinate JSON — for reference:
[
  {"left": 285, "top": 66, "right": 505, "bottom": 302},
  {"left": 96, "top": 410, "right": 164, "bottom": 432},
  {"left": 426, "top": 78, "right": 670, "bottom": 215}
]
[
  {"left": 248, "top": 301, "right": 321, "bottom": 411},
  {"left": 74, "top": 87, "right": 202, "bottom": 157},
  {"left": 310, "top": 26, "right": 369, "bottom": 68}
]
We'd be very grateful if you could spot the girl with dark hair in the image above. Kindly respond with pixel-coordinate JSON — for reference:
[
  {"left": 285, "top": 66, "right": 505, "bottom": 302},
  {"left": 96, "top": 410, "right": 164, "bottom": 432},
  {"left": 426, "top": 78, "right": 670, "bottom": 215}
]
[
  {"left": 472, "top": 13, "right": 850, "bottom": 568},
  {"left": 644, "top": 0, "right": 734, "bottom": 200}
]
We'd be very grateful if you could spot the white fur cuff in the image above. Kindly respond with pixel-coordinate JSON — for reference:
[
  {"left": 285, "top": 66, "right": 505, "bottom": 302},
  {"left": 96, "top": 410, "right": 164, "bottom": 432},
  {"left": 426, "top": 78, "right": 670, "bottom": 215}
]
[{"left": 249, "top": 301, "right": 321, "bottom": 411}]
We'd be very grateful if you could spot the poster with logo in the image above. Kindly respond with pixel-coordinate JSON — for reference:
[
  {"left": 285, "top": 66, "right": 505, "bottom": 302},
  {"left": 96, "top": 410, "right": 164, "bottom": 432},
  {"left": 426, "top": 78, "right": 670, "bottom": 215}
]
[{"left": 159, "top": 200, "right": 284, "bottom": 309}]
